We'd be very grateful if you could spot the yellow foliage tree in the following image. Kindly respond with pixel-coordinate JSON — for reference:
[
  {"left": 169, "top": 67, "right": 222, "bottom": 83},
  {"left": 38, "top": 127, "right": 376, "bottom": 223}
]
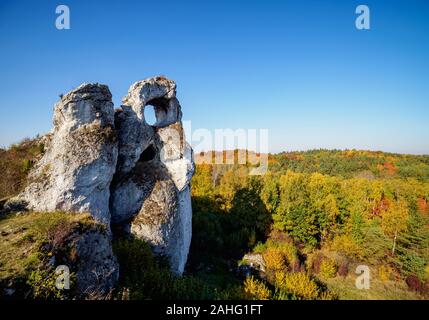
[
  {"left": 381, "top": 198, "right": 409, "bottom": 255},
  {"left": 263, "top": 248, "right": 287, "bottom": 273},
  {"left": 263, "top": 242, "right": 299, "bottom": 275},
  {"left": 319, "top": 259, "right": 337, "bottom": 278},
  {"left": 274, "top": 272, "right": 320, "bottom": 300},
  {"left": 243, "top": 276, "right": 271, "bottom": 300},
  {"left": 329, "top": 234, "right": 364, "bottom": 259}
]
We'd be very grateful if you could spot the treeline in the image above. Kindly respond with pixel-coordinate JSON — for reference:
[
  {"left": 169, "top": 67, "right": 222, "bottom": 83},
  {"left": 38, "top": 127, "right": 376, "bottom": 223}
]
[{"left": 270, "top": 149, "right": 429, "bottom": 180}]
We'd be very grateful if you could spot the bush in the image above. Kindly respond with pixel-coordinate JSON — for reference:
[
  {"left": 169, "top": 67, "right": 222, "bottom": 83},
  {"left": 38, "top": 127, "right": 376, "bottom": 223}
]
[
  {"left": 329, "top": 235, "right": 363, "bottom": 259},
  {"left": 262, "top": 241, "right": 299, "bottom": 275},
  {"left": 113, "top": 237, "right": 218, "bottom": 300},
  {"left": 22, "top": 159, "right": 33, "bottom": 173},
  {"left": 113, "top": 237, "right": 154, "bottom": 285},
  {"left": 378, "top": 265, "right": 396, "bottom": 282},
  {"left": 307, "top": 252, "right": 324, "bottom": 274},
  {"left": 397, "top": 251, "right": 427, "bottom": 280},
  {"left": 319, "top": 291, "right": 336, "bottom": 300},
  {"left": 276, "top": 242, "right": 299, "bottom": 268},
  {"left": 27, "top": 267, "right": 75, "bottom": 299},
  {"left": 252, "top": 242, "right": 267, "bottom": 254},
  {"left": 274, "top": 272, "right": 320, "bottom": 300},
  {"left": 243, "top": 276, "right": 271, "bottom": 300},
  {"left": 319, "top": 259, "right": 337, "bottom": 278},
  {"left": 405, "top": 274, "right": 428, "bottom": 294},
  {"left": 337, "top": 260, "right": 349, "bottom": 277},
  {"left": 263, "top": 248, "right": 287, "bottom": 273}
]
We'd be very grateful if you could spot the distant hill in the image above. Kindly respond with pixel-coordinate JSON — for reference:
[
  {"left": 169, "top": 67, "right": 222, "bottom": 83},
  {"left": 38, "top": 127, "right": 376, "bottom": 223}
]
[
  {"left": 194, "top": 149, "right": 429, "bottom": 181},
  {"left": 269, "top": 149, "right": 429, "bottom": 181}
]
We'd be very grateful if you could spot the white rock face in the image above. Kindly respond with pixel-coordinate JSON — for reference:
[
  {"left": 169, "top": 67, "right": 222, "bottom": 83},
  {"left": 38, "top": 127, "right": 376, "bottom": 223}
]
[
  {"left": 7, "top": 77, "right": 194, "bottom": 279},
  {"left": 157, "top": 126, "right": 195, "bottom": 191},
  {"left": 111, "top": 76, "right": 195, "bottom": 275},
  {"left": 10, "top": 84, "right": 118, "bottom": 226},
  {"left": 174, "top": 186, "right": 193, "bottom": 273}
]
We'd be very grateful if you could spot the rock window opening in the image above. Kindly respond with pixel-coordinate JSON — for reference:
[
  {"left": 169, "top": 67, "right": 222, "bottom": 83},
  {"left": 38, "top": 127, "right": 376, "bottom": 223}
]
[
  {"left": 144, "top": 104, "right": 157, "bottom": 126},
  {"left": 144, "top": 98, "right": 170, "bottom": 127}
]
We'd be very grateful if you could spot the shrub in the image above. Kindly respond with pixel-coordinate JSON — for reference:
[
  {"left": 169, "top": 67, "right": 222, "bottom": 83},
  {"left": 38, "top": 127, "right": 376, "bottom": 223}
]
[
  {"left": 319, "top": 259, "right": 337, "bottom": 278},
  {"left": 319, "top": 291, "right": 336, "bottom": 300},
  {"left": 27, "top": 267, "right": 75, "bottom": 299},
  {"left": 274, "top": 272, "right": 320, "bottom": 300},
  {"left": 113, "top": 237, "right": 217, "bottom": 300},
  {"left": 272, "top": 289, "right": 293, "bottom": 300},
  {"left": 307, "top": 252, "right": 324, "bottom": 274},
  {"left": 276, "top": 242, "right": 299, "bottom": 268},
  {"left": 112, "top": 237, "right": 154, "bottom": 285},
  {"left": 378, "top": 265, "right": 395, "bottom": 282},
  {"left": 22, "top": 159, "right": 33, "bottom": 173},
  {"left": 398, "top": 251, "right": 427, "bottom": 280},
  {"left": 405, "top": 274, "right": 428, "bottom": 294},
  {"left": 253, "top": 242, "right": 267, "bottom": 254},
  {"left": 243, "top": 276, "right": 271, "bottom": 300},
  {"left": 337, "top": 260, "right": 349, "bottom": 277},
  {"left": 329, "top": 234, "right": 363, "bottom": 259},
  {"left": 263, "top": 248, "right": 287, "bottom": 273},
  {"left": 262, "top": 241, "right": 299, "bottom": 274}
]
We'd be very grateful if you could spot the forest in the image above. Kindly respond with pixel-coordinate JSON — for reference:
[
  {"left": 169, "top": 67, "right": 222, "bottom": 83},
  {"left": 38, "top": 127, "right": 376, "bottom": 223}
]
[
  {"left": 1, "top": 141, "right": 428, "bottom": 299},
  {"left": 186, "top": 149, "right": 429, "bottom": 299}
]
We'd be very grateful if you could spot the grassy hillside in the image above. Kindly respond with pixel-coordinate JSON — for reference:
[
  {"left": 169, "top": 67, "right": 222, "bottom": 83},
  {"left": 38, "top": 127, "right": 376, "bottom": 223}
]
[
  {"left": 0, "top": 138, "right": 45, "bottom": 201},
  {"left": 0, "top": 211, "right": 97, "bottom": 298}
]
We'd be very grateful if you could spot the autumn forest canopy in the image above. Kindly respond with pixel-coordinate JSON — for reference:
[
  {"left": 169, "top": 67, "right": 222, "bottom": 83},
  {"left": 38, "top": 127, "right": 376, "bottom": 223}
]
[{"left": 189, "top": 148, "right": 429, "bottom": 299}]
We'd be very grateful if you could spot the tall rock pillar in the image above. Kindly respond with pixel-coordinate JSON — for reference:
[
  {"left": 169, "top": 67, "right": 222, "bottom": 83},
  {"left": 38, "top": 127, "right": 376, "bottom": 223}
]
[{"left": 111, "top": 76, "right": 195, "bottom": 275}]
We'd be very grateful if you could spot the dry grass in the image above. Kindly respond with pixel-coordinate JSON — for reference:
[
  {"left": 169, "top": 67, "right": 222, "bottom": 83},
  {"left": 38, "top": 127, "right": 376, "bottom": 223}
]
[
  {"left": 0, "top": 211, "right": 94, "bottom": 281},
  {"left": 322, "top": 266, "right": 424, "bottom": 300},
  {"left": 0, "top": 138, "right": 44, "bottom": 199}
]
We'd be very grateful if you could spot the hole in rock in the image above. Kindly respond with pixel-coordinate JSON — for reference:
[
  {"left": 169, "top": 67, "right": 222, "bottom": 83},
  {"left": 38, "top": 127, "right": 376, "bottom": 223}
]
[
  {"left": 139, "top": 144, "right": 157, "bottom": 162},
  {"left": 144, "top": 104, "right": 157, "bottom": 126},
  {"left": 144, "top": 98, "right": 169, "bottom": 127}
]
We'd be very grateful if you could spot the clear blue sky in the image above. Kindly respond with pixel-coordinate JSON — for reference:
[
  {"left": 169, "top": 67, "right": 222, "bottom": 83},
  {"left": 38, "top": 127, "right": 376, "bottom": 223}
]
[{"left": 0, "top": 0, "right": 428, "bottom": 154}]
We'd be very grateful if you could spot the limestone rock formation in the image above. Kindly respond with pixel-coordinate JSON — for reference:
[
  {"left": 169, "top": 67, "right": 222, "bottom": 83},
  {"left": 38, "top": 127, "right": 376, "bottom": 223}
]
[
  {"left": 5, "top": 76, "right": 194, "bottom": 291},
  {"left": 7, "top": 84, "right": 118, "bottom": 225},
  {"left": 111, "top": 77, "right": 195, "bottom": 275}
]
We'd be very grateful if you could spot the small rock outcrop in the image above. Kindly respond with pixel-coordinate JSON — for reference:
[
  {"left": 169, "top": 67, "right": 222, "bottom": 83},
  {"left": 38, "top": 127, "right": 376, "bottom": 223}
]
[
  {"left": 242, "top": 253, "right": 266, "bottom": 273},
  {"left": 8, "top": 84, "right": 118, "bottom": 226},
  {"left": 111, "top": 77, "right": 194, "bottom": 275},
  {"left": 72, "top": 226, "right": 119, "bottom": 297}
]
